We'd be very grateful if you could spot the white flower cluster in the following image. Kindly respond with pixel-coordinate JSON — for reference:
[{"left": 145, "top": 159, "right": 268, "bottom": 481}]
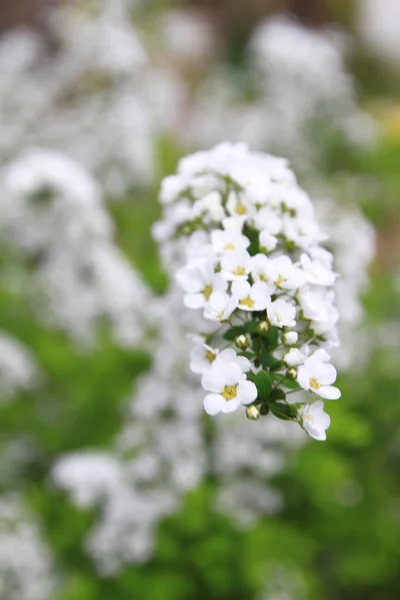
[
  {"left": 314, "top": 197, "right": 376, "bottom": 370},
  {"left": 0, "top": 332, "right": 40, "bottom": 403},
  {"left": 156, "top": 143, "right": 341, "bottom": 441},
  {"left": 0, "top": 149, "right": 150, "bottom": 346},
  {"left": 0, "top": 496, "right": 56, "bottom": 600},
  {"left": 53, "top": 283, "right": 301, "bottom": 572},
  {"left": 186, "top": 16, "right": 376, "bottom": 168},
  {"left": 53, "top": 285, "right": 206, "bottom": 575},
  {"left": 0, "top": 0, "right": 185, "bottom": 196}
]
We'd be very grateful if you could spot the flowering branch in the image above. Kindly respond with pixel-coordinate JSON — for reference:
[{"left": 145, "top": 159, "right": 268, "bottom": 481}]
[{"left": 155, "top": 143, "right": 341, "bottom": 441}]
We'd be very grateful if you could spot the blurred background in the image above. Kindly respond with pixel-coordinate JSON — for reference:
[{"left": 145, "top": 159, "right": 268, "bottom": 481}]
[{"left": 0, "top": 1, "right": 399, "bottom": 599}]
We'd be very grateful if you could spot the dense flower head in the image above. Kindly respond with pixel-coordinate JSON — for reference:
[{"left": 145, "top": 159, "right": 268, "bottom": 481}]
[{"left": 156, "top": 142, "right": 341, "bottom": 440}]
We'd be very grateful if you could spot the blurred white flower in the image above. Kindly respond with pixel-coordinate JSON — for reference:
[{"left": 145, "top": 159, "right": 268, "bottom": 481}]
[
  {"left": 0, "top": 496, "right": 57, "bottom": 600},
  {"left": 0, "top": 333, "right": 40, "bottom": 402}
]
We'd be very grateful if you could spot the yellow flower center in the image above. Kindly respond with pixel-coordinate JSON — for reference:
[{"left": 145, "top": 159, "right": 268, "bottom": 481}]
[
  {"left": 275, "top": 275, "right": 287, "bottom": 287},
  {"left": 259, "top": 273, "right": 268, "bottom": 283},
  {"left": 222, "top": 385, "right": 237, "bottom": 401},
  {"left": 203, "top": 284, "right": 213, "bottom": 300},
  {"left": 310, "top": 378, "right": 320, "bottom": 390},
  {"left": 233, "top": 266, "right": 246, "bottom": 276},
  {"left": 236, "top": 204, "right": 247, "bottom": 215},
  {"left": 240, "top": 296, "right": 254, "bottom": 308},
  {"left": 306, "top": 415, "right": 314, "bottom": 422},
  {"left": 273, "top": 311, "right": 281, "bottom": 323},
  {"left": 206, "top": 350, "right": 216, "bottom": 363},
  {"left": 224, "top": 243, "right": 235, "bottom": 250}
]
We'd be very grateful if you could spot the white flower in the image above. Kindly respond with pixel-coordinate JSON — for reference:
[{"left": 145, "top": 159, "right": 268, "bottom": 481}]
[
  {"left": 203, "top": 291, "right": 237, "bottom": 321},
  {"left": 253, "top": 207, "right": 282, "bottom": 235},
  {"left": 214, "top": 348, "right": 252, "bottom": 373},
  {"left": 283, "top": 216, "right": 327, "bottom": 249},
  {"left": 298, "top": 401, "right": 331, "bottom": 441},
  {"left": 176, "top": 258, "right": 226, "bottom": 309},
  {"left": 190, "top": 343, "right": 251, "bottom": 374},
  {"left": 300, "top": 253, "right": 336, "bottom": 286},
  {"left": 297, "top": 357, "right": 341, "bottom": 399},
  {"left": 231, "top": 280, "right": 270, "bottom": 311},
  {"left": 283, "top": 348, "right": 303, "bottom": 367},
  {"left": 193, "top": 191, "right": 225, "bottom": 222},
  {"left": 160, "top": 175, "right": 185, "bottom": 205},
  {"left": 222, "top": 215, "right": 246, "bottom": 232},
  {"left": 211, "top": 229, "right": 250, "bottom": 255},
  {"left": 220, "top": 250, "right": 252, "bottom": 281},
  {"left": 267, "top": 298, "right": 296, "bottom": 328},
  {"left": 201, "top": 361, "right": 257, "bottom": 415},
  {"left": 299, "top": 288, "right": 339, "bottom": 335},
  {"left": 259, "top": 230, "right": 278, "bottom": 252},
  {"left": 283, "top": 331, "right": 298, "bottom": 345},
  {"left": 226, "top": 190, "right": 253, "bottom": 218},
  {"left": 190, "top": 342, "right": 219, "bottom": 374},
  {"left": 251, "top": 255, "right": 306, "bottom": 291}
]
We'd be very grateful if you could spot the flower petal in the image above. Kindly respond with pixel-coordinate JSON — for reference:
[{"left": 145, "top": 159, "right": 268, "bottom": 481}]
[
  {"left": 317, "top": 385, "right": 341, "bottom": 400},
  {"left": 204, "top": 394, "right": 224, "bottom": 415},
  {"left": 237, "top": 380, "right": 258, "bottom": 405}
]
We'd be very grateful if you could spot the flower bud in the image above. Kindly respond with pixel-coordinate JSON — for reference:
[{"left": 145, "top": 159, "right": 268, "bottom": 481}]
[
  {"left": 259, "top": 321, "right": 269, "bottom": 333},
  {"left": 284, "top": 348, "right": 303, "bottom": 367},
  {"left": 286, "top": 367, "right": 297, "bottom": 380},
  {"left": 283, "top": 331, "right": 298, "bottom": 346},
  {"left": 246, "top": 405, "right": 261, "bottom": 420},
  {"left": 235, "top": 334, "right": 249, "bottom": 349}
]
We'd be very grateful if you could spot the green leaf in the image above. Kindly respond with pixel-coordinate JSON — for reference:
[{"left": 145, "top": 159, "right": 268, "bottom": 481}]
[
  {"left": 266, "top": 326, "right": 280, "bottom": 349},
  {"left": 255, "top": 370, "right": 273, "bottom": 399},
  {"left": 269, "top": 402, "right": 294, "bottom": 420},
  {"left": 259, "top": 354, "right": 282, "bottom": 370},
  {"left": 223, "top": 327, "right": 246, "bottom": 341},
  {"left": 243, "top": 321, "right": 259, "bottom": 334},
  {"left": 268, "top": 389, "right": 287, "bottom": 402},
  {"left": 273, "top": 374, "right": 300, "bottom": 389}
]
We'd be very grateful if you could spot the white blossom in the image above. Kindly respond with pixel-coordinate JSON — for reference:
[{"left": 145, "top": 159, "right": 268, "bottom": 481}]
[
  {"left": 297, "top": 357, "right": 341, "bottom": 400},
  {"left": 202, "top": 361, "right": 257, "bottom": 415},
  {"left": 298, "top": 401, "right": 331, "bottom": 441},
  {"left": 0, "top": 496, "right": 57, "bottom": 600}
]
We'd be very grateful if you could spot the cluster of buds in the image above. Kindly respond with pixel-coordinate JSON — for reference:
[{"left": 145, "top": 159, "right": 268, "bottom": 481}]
[{"left": 155, "top": 143, "right": 341, "bottom": 440}]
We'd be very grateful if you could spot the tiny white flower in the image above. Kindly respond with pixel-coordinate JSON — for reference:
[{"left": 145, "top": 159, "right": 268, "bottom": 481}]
[
  {"left": 221, "top": 250, "right": 252, "bottom": 281},
  {"left": 297, "top": 357, "right": 341, "bottom": 399},
  {"left": 310, "top": 348, "right": 331, "bottom": 362},
  {"left": 283, "top": 331, "right": 298, "bottom": 345},
  {"left": 222, "top": 216, "right": 246, "bottom": 232},
  {"left": 226, "top": 190, "right": 253, "bottom": 218},
  {"left": 201, "top": 361, "right": 257, "bottom": 415},
  {"left": 211, "top": 229, "right": 250, "bottom": 255},
  {"left": 299, "top": 288, "right": 339, "bottom": 335},
  {"left": 284, "top": 348, "right": 303, "bottom": 366},
  {"left": 267, "top": 298, "right": 296, "bottom": 328},
  {"left": 160, "top": 174, "right": 185, "bottom": 204},
  {"left": 231, "top": 280, "right": 270, "bottom": 311},
  {"left": 176, "top": 258, "right": 226, "bottom": 309},
  {"left": 298, "top": 401, "right": 331, "bottom": 441},
  {"left": 203, "top": 291, "right": 237, "bottom": 321},
  {"left": 283, "top": 215, "right": 328, "bottom": 249},
  {"left": 193, "top": 191, "right": 225, "bottom": 222},
  {"left": 214, "top": 348, "right": 252, "bottom": 373},
  {"left": 190, "top": 342, "right": 219, "bottom": 374},
  {"left": 300, "top": 253, "right": 336, "bottom": 286},
  {"left": 190, "top": 344, "right": 251, "bottom": 374},
  {"left": 252, "top": 254, "right": 306, "bottom": 291},
  {"left": 254, "top": 207, "right": 282, "bottom": 235},
  {"left": 259, "top": 230, "right": 278, "bottom": 252}
]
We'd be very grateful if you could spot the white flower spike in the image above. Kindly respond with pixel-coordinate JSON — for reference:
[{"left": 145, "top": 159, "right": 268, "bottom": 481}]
[{"left": 156, "top": 143, "right": 341, "bottom": 441}]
